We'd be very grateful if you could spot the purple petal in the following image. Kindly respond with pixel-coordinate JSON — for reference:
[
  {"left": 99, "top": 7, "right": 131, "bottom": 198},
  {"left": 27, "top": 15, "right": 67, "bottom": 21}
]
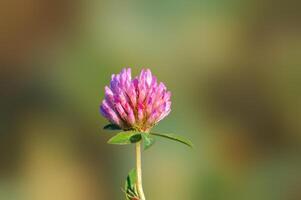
[
  {"left": 115, "top": 103, "right": 127, "bottom": 120},
  {"left": 145, "top": 69, "right": 153, "bottom": 87},
  {"left": 100, "top": 100, "right": 122, "bottom": 126}
]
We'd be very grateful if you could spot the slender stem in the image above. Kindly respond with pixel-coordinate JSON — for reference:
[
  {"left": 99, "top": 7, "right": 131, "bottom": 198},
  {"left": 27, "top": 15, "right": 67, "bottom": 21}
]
[{"left": 136, "top": 142, "right": 146, "bottom": 200}]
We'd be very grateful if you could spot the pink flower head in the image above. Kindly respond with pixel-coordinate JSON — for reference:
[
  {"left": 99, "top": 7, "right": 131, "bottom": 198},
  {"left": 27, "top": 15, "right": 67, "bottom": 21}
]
[{"left": 100, "top": 68, "right": 171, "bottom": 132}]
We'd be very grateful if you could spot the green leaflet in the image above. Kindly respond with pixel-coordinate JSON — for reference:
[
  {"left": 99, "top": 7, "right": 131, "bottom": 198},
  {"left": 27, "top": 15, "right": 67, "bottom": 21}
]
[
  {"left": 103, "top": 124, "right": 122, "bottom": 130},
  {"left": 124, "top": 169, "right": 139, "bottom": 200},
  {"left": 141, "top": 133, "right": 156, "bottom": 150},
  {"left": 150, "top": 132, "right": 193, "bottom": 148},
  {"left": 107, "top": 131, "right": 155, "bottom": 149},
  {"left": 130, "top": 134, "right": 143, "bottom": 143},
  {"left": 107, "top": 131, "right": 142, "bottom": 145},
  {"left": 107, "top": 131, "right": 192, "bottom": 148}
]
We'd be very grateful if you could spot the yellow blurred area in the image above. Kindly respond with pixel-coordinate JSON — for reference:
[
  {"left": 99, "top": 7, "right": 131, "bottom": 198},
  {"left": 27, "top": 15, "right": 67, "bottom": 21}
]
[{"left": 0, "top": 0, "right": 301, "bottom": 199}]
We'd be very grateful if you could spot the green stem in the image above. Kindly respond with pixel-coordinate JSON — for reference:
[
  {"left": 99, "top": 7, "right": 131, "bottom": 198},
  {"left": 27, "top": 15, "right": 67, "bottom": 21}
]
[{"left": 136, "top": 142, "right": 146, "bottom": 200}]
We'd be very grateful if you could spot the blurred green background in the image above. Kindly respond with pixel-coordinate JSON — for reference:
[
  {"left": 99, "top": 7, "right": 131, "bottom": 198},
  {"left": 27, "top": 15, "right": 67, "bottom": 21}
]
[{"left": 1, "top": 0, "right": 301, "bottom": 199}]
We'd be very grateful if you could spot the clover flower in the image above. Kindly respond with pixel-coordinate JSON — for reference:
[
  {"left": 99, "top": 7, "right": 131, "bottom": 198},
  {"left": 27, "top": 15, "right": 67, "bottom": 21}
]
[
  {"left": 100, "top": 68, "right": 192, "bottom": 200},
  {"left": 100, "top": 68, "right": 171, "bottom": 132}
]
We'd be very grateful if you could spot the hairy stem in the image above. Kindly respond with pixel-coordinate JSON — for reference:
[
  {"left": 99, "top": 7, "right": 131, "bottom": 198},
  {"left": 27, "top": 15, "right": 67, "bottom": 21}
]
[{"left": 136, "top": 142, "right": 146, "bottom": 200}]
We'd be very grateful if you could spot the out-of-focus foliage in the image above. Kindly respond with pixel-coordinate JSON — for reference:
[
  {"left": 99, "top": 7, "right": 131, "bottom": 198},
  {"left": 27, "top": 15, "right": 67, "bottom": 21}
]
[{"left": 0, "top": 0, "right": 300, "bottom": 199}]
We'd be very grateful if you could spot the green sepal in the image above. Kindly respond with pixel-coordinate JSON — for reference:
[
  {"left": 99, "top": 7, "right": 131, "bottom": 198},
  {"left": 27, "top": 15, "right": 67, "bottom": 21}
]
[
  {"left": 150, "top": 132, "right": 193, "bottom": 148},
  {"left": 107, "top": 131, "right": 142, "bottom": 145},
  {"left": 141, "top": 133, "right": 156, "bottom": 150},
  {"left": 103, "top": 124, "right": 121, "bottom": 130}
]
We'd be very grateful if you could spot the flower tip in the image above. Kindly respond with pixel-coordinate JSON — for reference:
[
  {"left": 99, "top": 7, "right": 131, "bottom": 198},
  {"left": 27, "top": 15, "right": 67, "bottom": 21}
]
[
  {"left": 104, "top": 85, "right": 110, "bottom": 91},
  {"left": 146, "top": 68, "right": 152, "bottom": 74}
]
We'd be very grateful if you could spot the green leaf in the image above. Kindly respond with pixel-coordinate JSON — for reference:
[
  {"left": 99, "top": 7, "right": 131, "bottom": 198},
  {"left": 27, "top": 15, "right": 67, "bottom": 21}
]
[
  {"left": 150, "top": 132, "right": 193, "bottom": 148},
  {"left": 130, "top": 134, "right": 142, "bottom": 143},
  {"left": 142, "top": 133, "right": 156, "bottom": 150},
  {"left": 124, "top": 169, "right": 139, "bottom": 200},
  {"left": 107, "top": 131, "right": 141, "bottom": 145},
  {"left": 103, "top": 124, "right": 121, "bottom": 130},
  {"left": 126, "top": 169, "right": 137, "bottom": 190}
]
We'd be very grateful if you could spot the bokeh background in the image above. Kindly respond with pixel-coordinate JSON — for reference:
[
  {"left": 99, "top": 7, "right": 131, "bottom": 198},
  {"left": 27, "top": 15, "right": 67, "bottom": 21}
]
[{"left": 1, "top": 0, "right": 301, "bottom": 199}]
